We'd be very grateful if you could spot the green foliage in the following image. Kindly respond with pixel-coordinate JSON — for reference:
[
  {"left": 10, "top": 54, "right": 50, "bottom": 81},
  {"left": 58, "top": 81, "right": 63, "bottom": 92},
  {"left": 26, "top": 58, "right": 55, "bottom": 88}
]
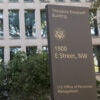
[
  {"left": 0, "top": 51, "right": 50, "bottom": 100},
  {"left": 91, "top": 0, "right": 100, "bottom": 10},
  {"left": 93, "top": 0, "right": 100, "bottom": 9},
  {"left": 0, "top": 63, "right": 9, "bottom": 99}
]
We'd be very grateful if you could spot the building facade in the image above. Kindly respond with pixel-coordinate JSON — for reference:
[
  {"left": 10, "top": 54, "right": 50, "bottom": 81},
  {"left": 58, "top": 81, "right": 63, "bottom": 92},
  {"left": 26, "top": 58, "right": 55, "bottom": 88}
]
[{"left": 0, "top": 0, "right": 100, "bottom": 71}]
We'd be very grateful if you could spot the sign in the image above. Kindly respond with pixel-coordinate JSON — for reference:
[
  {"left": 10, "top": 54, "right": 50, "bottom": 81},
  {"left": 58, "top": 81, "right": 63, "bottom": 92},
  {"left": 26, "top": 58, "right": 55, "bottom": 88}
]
[{"left": 46, "top": 5, "right": 97, "bottom": 100}]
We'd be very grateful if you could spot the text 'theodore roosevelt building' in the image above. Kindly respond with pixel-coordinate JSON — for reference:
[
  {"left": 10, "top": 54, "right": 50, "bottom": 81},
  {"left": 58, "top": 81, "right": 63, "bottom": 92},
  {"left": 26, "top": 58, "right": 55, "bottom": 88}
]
[{"left": 0, "top": 0, "right": 100, "bottom": 71}]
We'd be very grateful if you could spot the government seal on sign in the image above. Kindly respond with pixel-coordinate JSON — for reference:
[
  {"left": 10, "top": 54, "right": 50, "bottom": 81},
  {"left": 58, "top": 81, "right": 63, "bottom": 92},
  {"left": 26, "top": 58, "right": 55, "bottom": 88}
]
[{"left": 54, "top": 28, "right": 65, "bottom": 40}]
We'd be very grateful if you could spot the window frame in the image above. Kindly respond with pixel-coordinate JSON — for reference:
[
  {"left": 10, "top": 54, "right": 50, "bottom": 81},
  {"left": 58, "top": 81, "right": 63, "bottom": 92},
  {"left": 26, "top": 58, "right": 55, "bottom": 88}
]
[
  {"left": 24, "top": 9, "right": 36, "bottom": 38},
  {"left": 0, "top": 47, "right": 4, "bottom": 63},
  {"left": 9, "top": 10, "right": 20, "bottom": 38},
  {"left": 40, "top": 10, "right": 47, "bottom": 38}
]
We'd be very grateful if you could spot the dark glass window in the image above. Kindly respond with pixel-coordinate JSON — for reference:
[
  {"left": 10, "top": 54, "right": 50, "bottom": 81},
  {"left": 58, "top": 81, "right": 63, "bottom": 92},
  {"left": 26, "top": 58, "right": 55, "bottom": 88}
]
[
  {"left": 55, "top": 0, "right": 65, "bottom": 2},
  {"left": 24, "top": 0, "right": 33, "bottom": 2},
  {"left": 24, "top": 10, "right": 36, "bottom": 38},
  {"left": 9, "top": 0, "right": 18, "bottom": 2},
  {"left": 0, "top": 11, "right": 3, "bottom": 37},
  {"left": 40, "top": 0, "right": 49, "bottom": 2},
  {"left": 9, "top": 10, "right": 20, "bottom": 38},
  {"left": 26, "top": 46, "right": 37, "bottom": 56},
  {"left": 70, "top": 0, "right": 80, "bottom": 2},
  {"left": 93, "top": 46, "right": 100, "bottom": 72},
  {"left": 86, "top": 0, "right": 95, "bottom": 2},
  {"left": 0, "top": 47, "right": 4, "bottom": 63},
  {"left": 42, "top": 46, "right": 48, "bottom": 53},
  {"left": 10, "top": 47, "right": 21, "bottom": 59},
  {"left": 89, "top": 10, "right": 98, "bottom": 35},
  {"left": 41, "top": 10, "right": 47, "bottom": 38},
  {"left": 0, "top": 0, "right": 3, "bottom": 2}
]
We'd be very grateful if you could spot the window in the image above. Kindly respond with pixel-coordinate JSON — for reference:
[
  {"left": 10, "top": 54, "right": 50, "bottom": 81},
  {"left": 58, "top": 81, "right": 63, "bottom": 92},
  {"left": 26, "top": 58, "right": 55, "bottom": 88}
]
[
  {"left": 55, "top": 0, "right": 65, "bottom": 2},
  {"left": 0, "top": 47, "right": 4, "bottom": 63},
  {"left": 9, "top": 10, "right": 20, "bottom": 38},
  {"left": 41, "top": 10, "right": 47, "bottom": 38},
  {"left": 24, "top": 0, "right": 33, "bottom": 2},
  {"left": 40, "top": 0, "right": 49, "bottom": 2},
  {"left": 93, "top": 46, "right": 100, "bottom": 72},
  {"left": 26, "top": 46, "right": 37, "bottom": 56},
  {"left": 10, "top": 47, "right": 21, "bottom": 59},
  {"left": 0, "top": 11, "right": 3, "bottom": 37},
  {"left": 24, "top": 10, "right": 36, "bottom": 38},
  {"left": 70, "top": 0, "right": 80, "bottom": 2},
  {"left": 9, "top": 0, "right": 18, "bottom": 2},
  {"left": 86, "top": 0, "right": 95, "bottom": 2},
  {"left": 42, "top": 46, "right": 48, "bottom": 53},
  {"left": 89, "top": 9, "right": 98, "bottom": 35},
  {"left": 0, "top": 0, "right": 3, "bottom": 2}
]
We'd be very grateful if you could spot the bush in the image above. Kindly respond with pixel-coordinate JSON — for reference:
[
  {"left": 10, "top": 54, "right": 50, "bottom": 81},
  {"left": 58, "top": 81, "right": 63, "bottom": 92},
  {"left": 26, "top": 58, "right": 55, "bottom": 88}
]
[{"left": 0, "top": 51, "right": 50, "bottom": 100}]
